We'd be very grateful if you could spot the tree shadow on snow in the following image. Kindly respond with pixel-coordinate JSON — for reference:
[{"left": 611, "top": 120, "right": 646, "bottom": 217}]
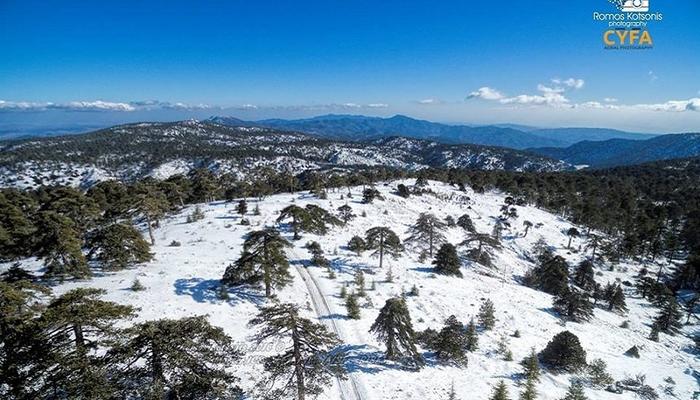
[
  {"left": 173, "top": 277, "right": 266, "bottom": 306},
  {"left": 336, "top": 344, "right": 419, "bottom": 374}
]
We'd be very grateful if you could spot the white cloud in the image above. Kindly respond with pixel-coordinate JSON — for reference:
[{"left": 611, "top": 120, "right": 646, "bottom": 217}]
[
  {"left": 467, "top": 87, "right": 505, "bottom": 101},
  {"left": 648, "top": 70, "right": 658, "bottom": 83},
  {"left": 552, "top": 78, "right": 585, "bottom": 89},
  {"left": 366, "top": 103, "right": 389, "bottom": 108},
  {"left": 417, "top": 98, "right": 441, "bottom": 105},
  {"left": 604, "top": 97, "right": 618, "bottom": 103},
  {"left": 630, "top": 98, "right": 700, "bottom": 112}
]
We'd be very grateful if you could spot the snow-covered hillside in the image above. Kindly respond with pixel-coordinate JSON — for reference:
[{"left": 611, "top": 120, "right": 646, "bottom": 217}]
[{"left": 6, "top": 180, "right": 697, "bottom": 400}]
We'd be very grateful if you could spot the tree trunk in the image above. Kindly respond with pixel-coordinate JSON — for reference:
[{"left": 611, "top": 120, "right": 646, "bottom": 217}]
[
  {"left": 291, "top": 321, "right": 306, "bottom": 400},
  {"left": 147, "top": 214, "right": 155, "bottom": 245},
  {"left": 429, "top": 229, "right": 433, "bottom": 257},
  {"left": 379, "top": 233, "right": 384, "bottom": 269},
  {"left": 263, "top": 237, "right": 272, "bottom": 297},
  {"left": 567, "top": 236, "right": 572, "bottom": 249},
  {"left": 524, "top": 226, "right": 529, "bottom": 237},
  {"left": 151, "top": 341, "right": 165, "bottom": 392},
  {"left": 72, "top": 324, "right": 86, "bottom": 361}
]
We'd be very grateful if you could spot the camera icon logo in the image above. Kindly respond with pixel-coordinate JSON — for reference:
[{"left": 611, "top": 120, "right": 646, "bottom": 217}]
[{"left": 621, "top": 0, "right": 649, "bottom": 12}]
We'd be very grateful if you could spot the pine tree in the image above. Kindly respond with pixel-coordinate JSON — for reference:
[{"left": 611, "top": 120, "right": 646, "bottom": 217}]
[
  {"left": 133, "top": 187, "right": 169, "bottom": 245},
  {"left": 41, "top": 288, "right": 135, "bottom": 397},
  {"left": 433, "top": 243, "right": 462, "bottom": 277},
  {"left": 109, "top": 316, "right": 242, "bottom": 399},
  {"left": 429, "top": 315, "right": 468, "bottom": 366},
  {"left": 538, "top": 331, "right": 587, "bottom": 373},
  {"left": 490, "top": 380, "right": 511, "bottom": 400},
  {"left": 560, "top": 381, "right": 587, "bottom": 400},
  {"left": 457, "top": 214, "right": 476, "bottom": 233},
  {"left": 566, "top": 228, "right": 580, "bottom": 249},
  {"left": 362, "top": 187, "right": 383, "bottom": 204},
  {"left": 606, "top": 284, "right": 627, "bottom": 314},
  {"left": 222, "top": 227, "right": 292, "bottom": 297},
  {"left": 447, "top": 380, "right": 459, "bottom": 400},
  {"left": 520, "top": 348, "right": 541, "bottom": 382},
  {"left": 0, "top": 280, "right": 52, "bottom": 398},
  {"left": 35, "top": 211, "right": 91, "bottom": 281},
  {"left": 478, "top": 299, "right": 496, "bottom": 330},
  {"left": 653, "top": 297, "right": 683, "bottom": 335},
  {"left": 0, "top": 191, "right": 36, "bottom": 260},
  {"left": 461, "top": 232, "right": 501, "bottom": 266},
  {"left": 87, "top": 223, "right": 153, "bottom": 271},
  {"left": 346, "top": 293, "right": 361, "bottom": 319},
  {"left": 337, "top": 204, "right": 356, "bottom": 224},
  {"left": 355, "top": 269, "right": 366, "bottom": 296},
  {"left": 370, "top": 297, "right": 424, "bottom": 366},
  {"left": 572, "top": 260, "right": 596, "bottom": 292},
  {"left": 522, "top": 220, "right": 533, "bottom": 237},
  {"left": 365, "top": 227, "right": 403, "bottom": 269},
  {"left": 552, "top": 287, "right": 594, "bottom": 322},
  {"left": 396, "top": 184, "right": 411, "bottom": 198},
  {"left": 519, "top": 376, "right": 537, "bottom": 400},
  {"left": 277, "top": 205, "right": 307, "bottom": 240},
  {"left": 465, "top": 318, "right": 479, "bottom": 351},
  {"left": 524, "top": 255, "right": 570, "bottom": 295},
  {"left": 237, "top": 199, "right": 248, "bottom": 215},
  {"left": 249, "top": 303, "right": 345, "bottom": 400},
  {"left": 347, "top": 235, "right": 366, "bottom": 255},
  {"left": 406, "top": 213, "right": 447, "bottom": 257}
]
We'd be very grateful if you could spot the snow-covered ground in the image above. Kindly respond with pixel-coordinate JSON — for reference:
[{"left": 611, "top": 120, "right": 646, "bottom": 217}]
[{"left": 6, "top": 180, "right": 698, "bottom": 400}]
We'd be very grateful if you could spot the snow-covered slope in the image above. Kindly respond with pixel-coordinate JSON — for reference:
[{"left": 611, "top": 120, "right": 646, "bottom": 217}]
[
  {"left": 0, "top": 121, "right": 571, "bottom": 189},
  {"left": 5, "top": 181, "right": 697, "bottom": 399}
]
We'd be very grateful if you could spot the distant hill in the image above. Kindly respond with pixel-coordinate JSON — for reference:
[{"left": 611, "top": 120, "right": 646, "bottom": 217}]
[
  {"left": 528, "top": 127, "right": 656, "bottom": 146},
  {"left": 209, "top": 114, "right": 657, "bottom": 150},
  {"left": 0, "top": 120, "right": 570, "bottom": 188},
  {"left": 529, "top": 133, "right": 700, "bottom": 167}
]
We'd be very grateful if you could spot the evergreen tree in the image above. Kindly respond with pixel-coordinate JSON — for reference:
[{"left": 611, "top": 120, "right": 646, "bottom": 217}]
[
  {"left": 522, "top": 220, "right": 533, "bottom": 237},
  {"left": 35, "top": 211, "right": 90, "bottom": 281},
  {"left": 490, "top": 380, "right": 511, "bottom": 400},
  {"left": 362, "top": 187, "right": 383, "bottom": 204},
  {"left": 461, "top": 232, "right": 501, "bottom": 266},
  {"left": 365, "top": 227, "right": 403, "bottom": 269},
  {"left": 237, "top": 199, "right": 248, "bottom": 215},
  {"left": 653, "top": 297, "right": 683, "bottom": 335},
  {"left": 109, "top": 316, "right": 242, "bottom": 399},
  {"left": 524, "top": 255, "right": 570, "bottom": 296},
  {"left": 354, "top": 269, "right": 366, "bottom": 296},
  {"left": 538, "top": 331, "right": 587, "bottom": 373},
  {"left": 370, "top": 297, "right": 424, "bottom": 366},
  {"left": 396, "top": 184, "right": 411, "bottom": 198},
  {"left": 572, "top": 260, "right": 596, "bottom": 293},
  {"left": 0, "top": 191, "right": 36, "bottom": 260},
  {"left": 133, "top": 187, "right": 169, "bottom": 245},
  {"left": 337, "top": 204, "right": 356, "bottom": 225},
  {"left": 87, "top": 223, "right": 153, "bottom": 271},
  {"left": 447, "top": 381, "right": 458, "bottom": 400},
  {"left": 346, "top": 293, "right": 361, "bottom": 319},
  {"left": 566, "top": 228, "right": 580, "bottom": 249},
  {"left": 0, "top": 280, "right": 51, "bottom": 399},
  {"left": 433, "top": 243, "right": 462, "bottom": 277},
  {"left": 606, "top": 284, "right": 627, "bottom": 314},
  {"left": 519, "top": 377, "right": 537, "bottom": 400},
  {"left": 41, "top": 288, "right": 135, "bottom": 398},
  {"left": 429, "top": 315, "right": 468, "bottom": 366},
  {"left": 478, "top": 299, "right": 496, "bottom": 330},
  {"left": 552, "top": 287, "right": 594, "bottom": 322},
  {"left": 347, "top": 235, "right": 366, "bottom": 255},
  {"left": 520, "top": 348, "right": 541, "bottom": 382},
  {"left": 457, "top": 214, "right": 476, "bottom": 233},
  {"left": 249, "top": 303, "right": 345, "bottom": 400},
  {"left": 406, "top": 213, "right": 447, "bottom": 257},
  {"left": 465, "top": 318, "right": 479, "bottom": 351},
  {"left": 560, "top": 382, "right": 587, "bottom": 400},
  {"left": 222, "top": 227, "right": 292, "bottom": 297},
  {"left": 277, "top": 205, "right": 307, "bottom": 240}
]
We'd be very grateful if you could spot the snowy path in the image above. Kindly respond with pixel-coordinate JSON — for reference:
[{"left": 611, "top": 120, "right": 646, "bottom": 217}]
[{"left": 294, "top": 262, "right": 369, "bottom": 400}]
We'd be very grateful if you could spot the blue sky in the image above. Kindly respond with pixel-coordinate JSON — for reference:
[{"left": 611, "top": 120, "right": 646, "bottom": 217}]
[{"left": 1, "top": 0, "right": 699, "bottom": 133}]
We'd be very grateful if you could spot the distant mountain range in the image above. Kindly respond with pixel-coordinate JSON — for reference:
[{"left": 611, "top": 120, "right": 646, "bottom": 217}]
[
  {"left": 529, "top": 133, "right": 700, "bottom": 168},
  {"left": 208, "top": 114, "right": 657, "bottom": 149}
]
